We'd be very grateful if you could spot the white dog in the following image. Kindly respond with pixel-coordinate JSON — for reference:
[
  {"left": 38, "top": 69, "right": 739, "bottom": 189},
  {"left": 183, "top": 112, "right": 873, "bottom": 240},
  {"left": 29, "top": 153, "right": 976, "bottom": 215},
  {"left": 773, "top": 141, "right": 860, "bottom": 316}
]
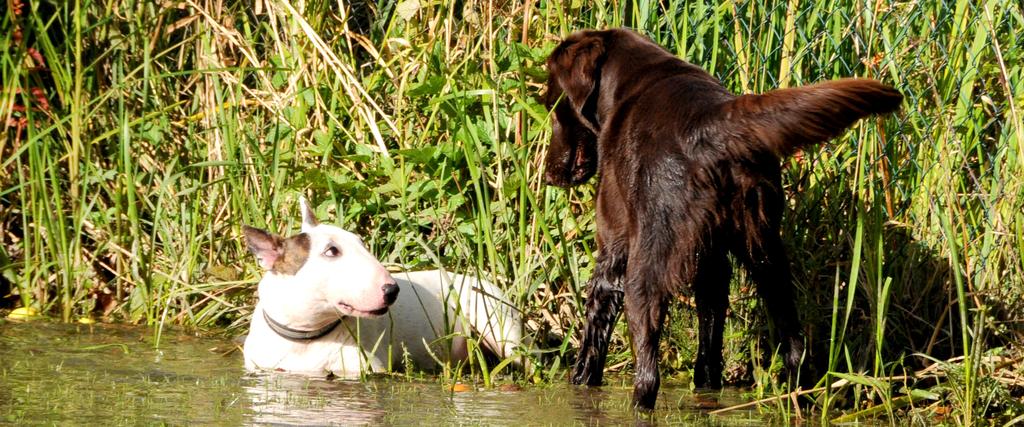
[{"left": 242, "top": 198, "right": 522, "bottom": 376}]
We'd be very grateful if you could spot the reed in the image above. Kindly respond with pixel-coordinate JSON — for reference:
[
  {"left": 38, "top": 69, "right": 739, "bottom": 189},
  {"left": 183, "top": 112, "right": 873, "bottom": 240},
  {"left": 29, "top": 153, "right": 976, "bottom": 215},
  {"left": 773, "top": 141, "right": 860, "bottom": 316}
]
[{"left": 2, "top": 0, "right": 1021, "bottom": 423}]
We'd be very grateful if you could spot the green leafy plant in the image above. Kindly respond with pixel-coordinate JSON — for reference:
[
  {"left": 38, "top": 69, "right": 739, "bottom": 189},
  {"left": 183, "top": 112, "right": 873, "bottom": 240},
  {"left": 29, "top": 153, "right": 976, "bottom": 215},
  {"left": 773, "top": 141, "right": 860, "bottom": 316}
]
[{"left": 2, "top": 1, "right": 1021, "bottom": 423}]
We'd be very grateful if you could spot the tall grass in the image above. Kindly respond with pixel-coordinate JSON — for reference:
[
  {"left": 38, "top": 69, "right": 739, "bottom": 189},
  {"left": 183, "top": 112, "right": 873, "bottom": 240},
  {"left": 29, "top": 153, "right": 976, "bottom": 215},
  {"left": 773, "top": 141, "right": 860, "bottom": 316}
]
[{"left": 2, "top": 0, "right": 1022, "bottom": 423}]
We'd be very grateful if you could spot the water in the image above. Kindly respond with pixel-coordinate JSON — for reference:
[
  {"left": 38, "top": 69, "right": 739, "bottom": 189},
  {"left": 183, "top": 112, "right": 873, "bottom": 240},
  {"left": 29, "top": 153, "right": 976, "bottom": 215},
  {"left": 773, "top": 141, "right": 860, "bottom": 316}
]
[{"left": 0, "top": 321, "right": 768, "bottom": 425}]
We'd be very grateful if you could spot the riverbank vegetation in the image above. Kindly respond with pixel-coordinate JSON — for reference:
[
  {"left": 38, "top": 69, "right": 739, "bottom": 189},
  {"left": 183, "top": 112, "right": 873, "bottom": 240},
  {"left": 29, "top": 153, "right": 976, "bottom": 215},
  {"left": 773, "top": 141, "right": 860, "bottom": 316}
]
[{"left": 2, "top": 0, "right": 1022, "bottom": 423}]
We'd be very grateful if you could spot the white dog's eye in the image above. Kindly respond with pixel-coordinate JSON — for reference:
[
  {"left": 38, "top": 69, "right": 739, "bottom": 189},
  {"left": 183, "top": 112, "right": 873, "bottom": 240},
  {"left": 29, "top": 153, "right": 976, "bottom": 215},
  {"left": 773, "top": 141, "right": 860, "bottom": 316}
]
[{"left": 323, "top": 245, "right": 341, "bottom": 258}]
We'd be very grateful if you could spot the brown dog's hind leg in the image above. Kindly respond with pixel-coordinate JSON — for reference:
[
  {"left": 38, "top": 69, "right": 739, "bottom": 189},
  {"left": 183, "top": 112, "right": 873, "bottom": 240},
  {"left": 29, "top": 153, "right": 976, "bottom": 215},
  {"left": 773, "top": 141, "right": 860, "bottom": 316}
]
[
  {"left": 623, "top": 272, "right": 670, "bottom": 410},
  {"left": 571, "top": 252, "right": 625, "bottom": 386},
  {"left": 737, "top": 230, "right": 806, "bottom": 385},
  {"left": 622, "top": 232, "right": 678, "bottom": 410},
  {"left": 692, "top": 250, "right": 732, "bottom": 389}
]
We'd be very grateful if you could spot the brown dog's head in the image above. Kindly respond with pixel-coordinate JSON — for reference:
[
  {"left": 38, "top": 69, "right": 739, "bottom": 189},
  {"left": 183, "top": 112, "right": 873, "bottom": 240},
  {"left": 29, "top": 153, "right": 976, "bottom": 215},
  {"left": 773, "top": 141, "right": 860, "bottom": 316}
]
[
  {"left": 543, "top": 29, "right": 674, "bottom": 187},
  {"left": 542, "top": 31, "right": 607, "bottom": 187}
]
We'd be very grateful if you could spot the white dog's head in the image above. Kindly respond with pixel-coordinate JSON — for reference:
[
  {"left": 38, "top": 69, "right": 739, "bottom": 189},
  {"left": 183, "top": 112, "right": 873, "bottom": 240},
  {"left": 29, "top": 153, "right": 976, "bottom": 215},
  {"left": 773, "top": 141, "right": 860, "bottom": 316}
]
[{"left": 243, "top": 198, "right": 399, "bottom": 321}]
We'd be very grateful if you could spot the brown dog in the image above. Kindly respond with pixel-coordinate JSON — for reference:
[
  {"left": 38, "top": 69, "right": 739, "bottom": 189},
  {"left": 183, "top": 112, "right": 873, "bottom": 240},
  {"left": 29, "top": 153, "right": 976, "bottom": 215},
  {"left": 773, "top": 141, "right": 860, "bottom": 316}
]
[{"left": 543, "top": 28, "right": 902, "bottom": 410}]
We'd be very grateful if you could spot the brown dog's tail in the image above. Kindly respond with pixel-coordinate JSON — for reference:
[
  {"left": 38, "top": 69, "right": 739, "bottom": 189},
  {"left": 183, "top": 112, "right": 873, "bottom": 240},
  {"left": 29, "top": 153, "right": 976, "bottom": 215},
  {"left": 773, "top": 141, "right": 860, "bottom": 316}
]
[{"left": 725, "top": 78, "right": 902, "bottom": 158}]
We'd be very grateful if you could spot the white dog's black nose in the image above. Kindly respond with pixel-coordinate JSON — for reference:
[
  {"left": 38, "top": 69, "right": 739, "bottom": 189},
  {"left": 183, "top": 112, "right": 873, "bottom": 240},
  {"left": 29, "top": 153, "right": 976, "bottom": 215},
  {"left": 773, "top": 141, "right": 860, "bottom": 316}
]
[{"left": 382, "top": 282, "right": 399, "bottom": 305}]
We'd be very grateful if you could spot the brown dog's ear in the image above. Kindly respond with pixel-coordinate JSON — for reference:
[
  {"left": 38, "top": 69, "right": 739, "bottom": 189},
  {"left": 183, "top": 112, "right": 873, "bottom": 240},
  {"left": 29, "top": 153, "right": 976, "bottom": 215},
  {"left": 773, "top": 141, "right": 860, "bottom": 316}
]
[
  {"left": 544, "top": 98, "right": 599, "bottom": 187},
  {"left": 549, "top": 35, "right": 605, "bottom": 128}
]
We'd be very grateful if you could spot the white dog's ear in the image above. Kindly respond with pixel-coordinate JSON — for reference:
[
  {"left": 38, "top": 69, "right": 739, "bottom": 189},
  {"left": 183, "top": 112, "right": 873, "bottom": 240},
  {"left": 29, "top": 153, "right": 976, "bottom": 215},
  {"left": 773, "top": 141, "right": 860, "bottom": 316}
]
[
  {"left": 299, "top": 196, "right": 319, "bottom": 232},
  {"left": 243, "top": 226, "right": 283, "bottom": 270}
]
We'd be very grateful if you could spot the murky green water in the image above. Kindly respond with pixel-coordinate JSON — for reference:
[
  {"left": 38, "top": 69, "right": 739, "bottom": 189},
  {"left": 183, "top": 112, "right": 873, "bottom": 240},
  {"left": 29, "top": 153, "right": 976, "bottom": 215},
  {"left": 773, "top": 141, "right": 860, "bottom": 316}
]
[{"left": 0, "top": 321, "right": 769, "bottom": 425}]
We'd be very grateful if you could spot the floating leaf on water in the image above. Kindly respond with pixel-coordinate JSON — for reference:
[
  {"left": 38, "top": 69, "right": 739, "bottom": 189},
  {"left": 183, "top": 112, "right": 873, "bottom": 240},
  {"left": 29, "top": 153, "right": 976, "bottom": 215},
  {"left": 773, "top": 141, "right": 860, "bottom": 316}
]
[
  {"left": 7, "top": 307, "right": 39, "bottom": 320},
  {"left": 496, "top": 383, "right": 521, "bottom": 392}
]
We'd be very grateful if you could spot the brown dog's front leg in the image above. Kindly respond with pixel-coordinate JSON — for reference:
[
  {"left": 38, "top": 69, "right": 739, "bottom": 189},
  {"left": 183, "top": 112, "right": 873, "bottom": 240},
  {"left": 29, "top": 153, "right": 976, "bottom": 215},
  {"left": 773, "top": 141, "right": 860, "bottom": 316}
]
[{"left": 571, "top": 254, "right": 625, "bottom": 386}]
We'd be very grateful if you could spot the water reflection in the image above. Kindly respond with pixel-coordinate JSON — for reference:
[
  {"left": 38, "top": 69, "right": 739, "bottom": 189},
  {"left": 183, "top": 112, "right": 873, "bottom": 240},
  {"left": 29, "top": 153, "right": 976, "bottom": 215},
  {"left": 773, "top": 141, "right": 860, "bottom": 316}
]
[
  {"left": 0, "top": 321, "right": 765, "bottom": 425},
  {"left": 244, "top": 375, "right": 387, "bottom": 425},
  {"left": 0, "top": 321, "right": 250, "bottom": 424}
]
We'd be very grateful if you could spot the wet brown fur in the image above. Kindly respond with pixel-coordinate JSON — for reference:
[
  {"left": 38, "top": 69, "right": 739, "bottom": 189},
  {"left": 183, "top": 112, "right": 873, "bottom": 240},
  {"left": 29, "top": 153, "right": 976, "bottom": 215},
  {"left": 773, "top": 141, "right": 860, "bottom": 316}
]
[{"left": 543, "top": 28, "right": 902, "bottom": 410}]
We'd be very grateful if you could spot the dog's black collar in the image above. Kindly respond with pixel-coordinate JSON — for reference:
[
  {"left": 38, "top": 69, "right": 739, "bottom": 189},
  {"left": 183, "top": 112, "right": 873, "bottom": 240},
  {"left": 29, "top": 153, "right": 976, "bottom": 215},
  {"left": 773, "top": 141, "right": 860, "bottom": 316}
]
[{"left": 262, "top": 310, "right": 342, "bottom": 341}]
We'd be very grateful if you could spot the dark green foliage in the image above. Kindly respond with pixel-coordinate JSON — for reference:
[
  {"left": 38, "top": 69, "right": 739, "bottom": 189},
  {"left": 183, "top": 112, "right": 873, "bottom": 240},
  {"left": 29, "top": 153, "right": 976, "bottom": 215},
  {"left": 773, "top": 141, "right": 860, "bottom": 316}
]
[{"left": 1, "top": 0, "right": 1021, "bottom": 422}]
